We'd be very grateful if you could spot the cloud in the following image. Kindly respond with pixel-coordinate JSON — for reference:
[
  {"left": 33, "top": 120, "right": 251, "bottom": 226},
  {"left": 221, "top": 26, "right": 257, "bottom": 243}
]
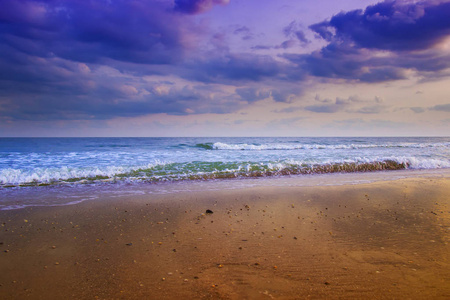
[
  {"left": 283, "top": 21, "right": 310, "bottom": 44},
  {"left": 304, "top": 96, "right": 357, "bottom": 113},
  {"left": 278, "top": 39, "right": 297, "bottom": 49},
  {"left": 0, "top": 59, "right": 251, "bottom": 121},
  {"left": 174, "top": 0, "right": 230, "bottom": 15},
  {"left": 0, "top": 0, "right": 194, "bottom": 65},
  {"left": 310, "top": 0, "right": 450, "bottom": 51},
  {"left": 233, "top": 119, "right": 247, "bottom": 125},
  {"left": 327, "top": 118, "right": 410, "bottom": 130},
  {"left": 235, "top": 87, "right": 271, "bottom": 102},
  {"left": 235, "top": 83, "right": 302, "bottom": 104},
  {"left": 401, "top": 104, "right": 450, "bottom": 114},
  {"left": 233, "top": 26, "right": 254, "bottom": 40},
  {"left": 410, "top": 107, "right": 426, "bottom": 113},
  {"left": 189, "top": 54, "right": 283, "bottom": 82},
  {"left": 252, "top": 41, "right": 298, "bottom": 50},
  {"left": 252, "top": 20, "right": 310, "bottom": 51},
  {"left": 430, "top": 103, "right": 450, "bottom": 112},
  {"left": 0, "top": 0, "right": 288, "bottom": 121},
  {"left": 1, "top": 0, "right": 449, "bottom": 125},
  {"left": 272, "top": 106, "right": 303, "bottom": 113},
  {"left": 355, "top": 105, "right": 389, "bottom": 114},
  {"left": 305, "top": 104, "right": 343, "bottom": 113},
  {"left": 302, "top": 95, "right": 390, "bottom": 114},
  {"left": 287, "top": 0, "right": 450, "bottom": 83}
]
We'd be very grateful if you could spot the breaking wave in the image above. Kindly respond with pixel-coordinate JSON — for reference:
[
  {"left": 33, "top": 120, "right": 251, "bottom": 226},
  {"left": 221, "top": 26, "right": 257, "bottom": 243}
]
[
  {"left": 1, "top": 157, "right": 448, "bottom": 188},
  {"left": 205, "top": 142, "right": 450, "bottom": 151}
]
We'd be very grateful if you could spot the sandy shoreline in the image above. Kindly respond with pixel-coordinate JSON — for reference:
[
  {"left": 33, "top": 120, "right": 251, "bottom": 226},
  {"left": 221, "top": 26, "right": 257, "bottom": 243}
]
[{"left": 1, "top": 173, "right": 449, "bottom": 299}]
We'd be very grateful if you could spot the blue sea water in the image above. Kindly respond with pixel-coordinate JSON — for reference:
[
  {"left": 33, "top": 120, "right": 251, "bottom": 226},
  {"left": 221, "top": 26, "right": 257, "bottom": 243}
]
[
  {"left": 1, "top": 137, "right": 449, "bottom": 187},
  {"left": 1, "top": 137, "right": 449, "bottom": 210}
]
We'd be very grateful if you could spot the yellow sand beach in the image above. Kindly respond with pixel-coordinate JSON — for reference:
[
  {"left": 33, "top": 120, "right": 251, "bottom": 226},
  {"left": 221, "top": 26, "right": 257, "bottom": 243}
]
[{"left": 1, "top": 172, "right": 449, "bottom": 299}]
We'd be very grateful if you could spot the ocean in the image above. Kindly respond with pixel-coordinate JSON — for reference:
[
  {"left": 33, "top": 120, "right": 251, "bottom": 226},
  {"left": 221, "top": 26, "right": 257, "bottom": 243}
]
[{"left": 1, "top": 137, "right": 449, "bottom": 210}]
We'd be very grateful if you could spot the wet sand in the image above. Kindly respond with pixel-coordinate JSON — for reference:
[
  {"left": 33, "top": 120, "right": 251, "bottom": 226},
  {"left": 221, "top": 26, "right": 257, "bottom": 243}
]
[{"left": 0, "top": 174, "right": 449, "bottom": 299}]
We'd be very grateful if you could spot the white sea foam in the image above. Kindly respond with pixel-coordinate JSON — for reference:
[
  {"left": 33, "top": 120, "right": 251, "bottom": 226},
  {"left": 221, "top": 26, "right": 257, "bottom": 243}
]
[
  {"left": 0, "top": 161, "right": 172, "bottom": 186},
  {"left": 212, "top": 142, "right": 450, "bottom": 151},
  {"left": 1, "top": 156, "right": 448, "bottom": 187}
]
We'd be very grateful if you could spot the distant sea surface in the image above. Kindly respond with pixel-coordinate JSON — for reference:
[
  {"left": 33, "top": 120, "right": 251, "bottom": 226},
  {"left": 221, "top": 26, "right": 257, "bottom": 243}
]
[{"left": 1, "top": 137, "right": 449, "bottom": 210}]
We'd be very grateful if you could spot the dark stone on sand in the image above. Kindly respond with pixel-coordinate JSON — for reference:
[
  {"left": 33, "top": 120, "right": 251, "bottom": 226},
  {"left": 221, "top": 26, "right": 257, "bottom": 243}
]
[{"left": 206, "top": 209, "right": 214, "bottom": 214}]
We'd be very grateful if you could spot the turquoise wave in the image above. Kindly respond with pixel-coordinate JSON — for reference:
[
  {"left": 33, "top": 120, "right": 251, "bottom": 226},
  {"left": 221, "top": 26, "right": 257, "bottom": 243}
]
[{"left": 0, "top": 159, "right": 410, "bottom": 188}]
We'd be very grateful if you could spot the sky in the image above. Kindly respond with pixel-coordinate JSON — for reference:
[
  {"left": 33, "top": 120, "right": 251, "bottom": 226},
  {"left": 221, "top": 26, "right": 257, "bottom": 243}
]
[{"left": 0, "top": 0, "right": 450, "bottom": 137}]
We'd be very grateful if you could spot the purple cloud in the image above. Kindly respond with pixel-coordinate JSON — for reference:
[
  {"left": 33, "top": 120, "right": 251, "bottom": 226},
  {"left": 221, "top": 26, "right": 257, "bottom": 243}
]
[
  {"left": 356, "top": 105, "right": 389, "bottom": 114},
  {"left": 304, "top": 99, "right": 349, "bottom": 113},
  {"left": 0, "top": 0, "right": 293, "bottom": 122},
  {"left": 1, "top": 0, "right": 450, "bottom": 124},
  {"left": 189, "top": 54, "right": 283, "bottom": 82},
  {"left": 174, "top": 0, "right": 230, "bottom": 15},
  {"left": 431, "top": 103, "right": 450, "bottom": 112},
  {"left": 410, "top": 107, "right": 426, "bottom": 113},
  {"left": 253, "top": 21, "right": 309, "bottom": 51},
  {"left": 0, "top": 0, "right": 193, "bottom": 64},
  {"left": 235, "top": 87, "right": 271, "bottom": 102},
  {"left": 283, "top": 21, "right": 309, "bottom": 44},
  {"left": 272, "top": 106, "right": 303, "bottom": 113},
  {"left": 303, "top": 96, "right": 386, "bottom": 114},
  {"left": 311, "top": 0, "right": 450, "bottom": 51},
  {"left": 1, "top": 74, "right": 246, "bottom": 121},
  {"left": 297, "top": 0, "right": 450, "bottom": 82},
  {"left": 233, "top": 26, "right": 254, "bottom": 40}
]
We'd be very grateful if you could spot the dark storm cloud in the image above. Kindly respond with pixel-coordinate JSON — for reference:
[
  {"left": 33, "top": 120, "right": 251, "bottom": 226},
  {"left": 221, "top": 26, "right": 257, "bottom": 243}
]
[
  {"left": 293, "top": 0, "right": 450, "bottom": 82},
  {"left": 311, "top": 0, "right": 450, "bottom": 51},
  {"left": 174, "top": 0, "right": 229, "bottom": 15}
]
